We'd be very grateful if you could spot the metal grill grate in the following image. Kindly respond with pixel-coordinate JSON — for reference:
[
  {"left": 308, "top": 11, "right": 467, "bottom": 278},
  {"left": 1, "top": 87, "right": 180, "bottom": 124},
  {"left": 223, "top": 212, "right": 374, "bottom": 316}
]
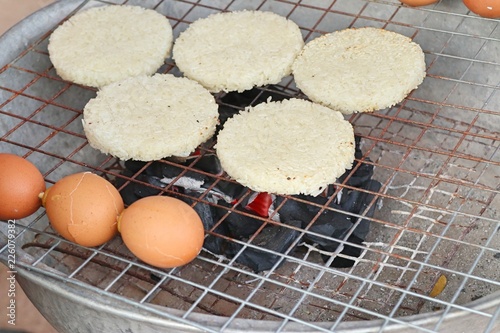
[{"left": 0, "top": 0, "right": 499, "bottom": 332}]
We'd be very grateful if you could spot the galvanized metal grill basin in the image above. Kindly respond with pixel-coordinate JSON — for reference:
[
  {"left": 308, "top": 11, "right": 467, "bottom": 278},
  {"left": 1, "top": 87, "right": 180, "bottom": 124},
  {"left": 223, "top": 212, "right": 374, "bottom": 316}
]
[{"left": 0, "top": 0, "right": 499, "bottom": 332}]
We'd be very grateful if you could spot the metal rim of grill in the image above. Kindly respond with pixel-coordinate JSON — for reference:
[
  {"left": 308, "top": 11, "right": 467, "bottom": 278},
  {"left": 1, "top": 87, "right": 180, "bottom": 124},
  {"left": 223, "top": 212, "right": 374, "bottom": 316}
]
[{"left": 0, "top": 0, "right": 499, "bottom": 332}]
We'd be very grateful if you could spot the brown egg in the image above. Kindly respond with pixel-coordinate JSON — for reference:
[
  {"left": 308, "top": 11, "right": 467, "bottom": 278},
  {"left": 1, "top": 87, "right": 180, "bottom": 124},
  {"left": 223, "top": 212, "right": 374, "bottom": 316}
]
[
  {"left": 400, "top": 0, "right": 439, "bottom": 6},
  {"left": 463, "top": 0, "right": 500, "bottom": 18},
  {"left": 118, "top": 196, "right": 205, "bottom": 268},
  {"left": 42, "top": 172, "right": 124, "bottom": 247},
  {"left": 0, "top": 153, "right": 45, "bottom": 220}
]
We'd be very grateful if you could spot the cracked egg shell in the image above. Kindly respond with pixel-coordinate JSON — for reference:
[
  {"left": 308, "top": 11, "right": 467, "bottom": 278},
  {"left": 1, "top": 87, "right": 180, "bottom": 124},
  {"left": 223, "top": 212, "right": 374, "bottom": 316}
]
[
  {"left": 42, "top": 172, "right": 124, "bottom": 247},
  {"left": 118, "top": 196, "right": 204, "bottom": 268}
]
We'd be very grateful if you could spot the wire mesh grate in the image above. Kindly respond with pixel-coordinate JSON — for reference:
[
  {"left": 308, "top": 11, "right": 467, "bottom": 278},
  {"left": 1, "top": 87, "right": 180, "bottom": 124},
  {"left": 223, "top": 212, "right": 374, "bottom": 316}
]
[{"left": 0, "top": 0, "right": 499, "bottom": 332}]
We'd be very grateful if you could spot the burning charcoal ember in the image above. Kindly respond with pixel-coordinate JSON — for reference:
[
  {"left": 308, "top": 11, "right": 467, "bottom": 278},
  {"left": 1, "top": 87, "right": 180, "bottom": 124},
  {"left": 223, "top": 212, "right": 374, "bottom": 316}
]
[
  {"left": 220, "top": 86, "right": 288, "bottom": 108},
  {"left": 179, "top": 191, "right": 230, "bottom": 255},
  {"left": 146, "top": 160, "right": 205, "bottom": 183},
  {"left": 116, "top": 169, "right": 163, "bottom": 205},
  {"left": 324, "top": 235, "right": 365, "bottom": 268},
  {"left": 115, "top": 169, "right": 138, "bottom": 204},
  {"left": 216, "top": 191, "right": 275, "bottom": 238},
  {"left": 217, "top": 105, "right": 239, "bottom": 134},
  {"left": 202, "top": 229, "right": 231, "bottom": 255},
  {"left": 184, "top": 195, "right": 216, "bottom": 231},
  {"left": 227, "top": 219, "right": 302, "bottom": 272},
  {"left": 251, "top": 152, "right": 381, "bottom": 269},
  {"left": 116, "top": 145, "right": 381, "bottom": 272},
  {"left": 134, "top": 175, "right": 164, "bottom": 196},
  {"left": 275, "top": 195, "right": 358, "bottom": 266},
  {"left": 214, "top": 202, "right": 265, "bottom": 240},
  {"left": 115, "top": 88, "right": 382, "bottom": 272},
  {"left": 338, "top": 136, "right": 373, "bottom": 187},
  {"left": 192, "top": 154, "right": 223, "bottom": 175},
  {"left": 217, "top": 86, "right": 289, "bottom": 132},
  {"left": 118, "top": 157, "right": 246, "bottom": 205},
  {"left": 124, "top": 154, "right": 222, "bottom": 180},
  {"left": 210, "top": 180, "right": 247, "bottom": 203},
  {"left": 174, "top": 153, "right": 223, "bottom": 176},
  {"left": 243, "top": 192, "right": 275, "bottom": 217},
  {"left": 314, "top": 178, "right": 381, "bottom": 267},
  {"left": 339, "top": 179, "right": 382, "bottom": 239},
  {"left": 122, "top": 160, "right": 147, "bottom": 173}
]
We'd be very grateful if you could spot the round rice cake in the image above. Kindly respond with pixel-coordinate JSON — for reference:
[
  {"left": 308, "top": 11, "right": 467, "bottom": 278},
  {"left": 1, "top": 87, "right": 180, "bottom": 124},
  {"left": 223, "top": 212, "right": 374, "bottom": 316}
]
[
  {"left": 292, "top": 27, "right": 426, "bottom": 114},
  {"left": 172, "top": 10, "right": 304, "bottom": 93},
  {"left": 215, "top": 99, "right": 355, "bottom": 196},
  {"left": 48, "top": 5, "right": 173, "bottom": 88},
  {"left": 82, "top": 74, "right": 218, "bottom": 161}
]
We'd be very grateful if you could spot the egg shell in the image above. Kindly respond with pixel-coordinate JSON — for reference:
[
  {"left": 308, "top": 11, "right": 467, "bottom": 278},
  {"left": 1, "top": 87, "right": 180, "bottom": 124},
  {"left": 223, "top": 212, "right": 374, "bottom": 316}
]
[
  {"left": 43, "top": 172, "right": 124, "bottom": 247},
  {"left": 118, "top": 196, "right": 205, "bottom": 268},
  {"left": 400, "top": 0, "right": 439, "bottom": 6},
  {"left": 0, "top": 153, "right": 45, "bottom": 220},
  {"left": 463, "top": 0, "right": 500, "bottom": 18}
]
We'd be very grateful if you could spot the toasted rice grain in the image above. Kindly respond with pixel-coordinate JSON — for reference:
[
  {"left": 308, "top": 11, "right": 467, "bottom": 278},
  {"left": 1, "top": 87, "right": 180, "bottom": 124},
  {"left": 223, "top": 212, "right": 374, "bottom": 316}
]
[
  {"left": 215, "top": 99, "right": 355, "bottom": 196},
  {"left": 173, "top": 10, "right": 304, "bottom": 93},
  {"left": 82, "top": 74, "right": 218, "bottom": 161},
  {"left": 292, "top": 27, "right": 426, "bottom": 114},
  {"left": 48, "top": 5, "right": 173, "bottom": 88}
]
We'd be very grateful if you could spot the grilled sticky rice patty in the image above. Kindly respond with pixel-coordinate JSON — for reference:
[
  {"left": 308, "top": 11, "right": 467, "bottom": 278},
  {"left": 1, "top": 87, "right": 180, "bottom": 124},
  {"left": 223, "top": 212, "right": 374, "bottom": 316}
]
[
  {"left": 173, "top": 10, "right": 304, "bottom": 93},
  {"left": 82, "top": 74, "right": 218, "bottom": 161},
  {"left": 292, "top": 27, "right": 426, "bottom": 114},
  {"left": 48, "top": 5, "right": 173, "bottom": 88},
  {"left": 215, "top": 98, "right": 355, "bottom": 196}
]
